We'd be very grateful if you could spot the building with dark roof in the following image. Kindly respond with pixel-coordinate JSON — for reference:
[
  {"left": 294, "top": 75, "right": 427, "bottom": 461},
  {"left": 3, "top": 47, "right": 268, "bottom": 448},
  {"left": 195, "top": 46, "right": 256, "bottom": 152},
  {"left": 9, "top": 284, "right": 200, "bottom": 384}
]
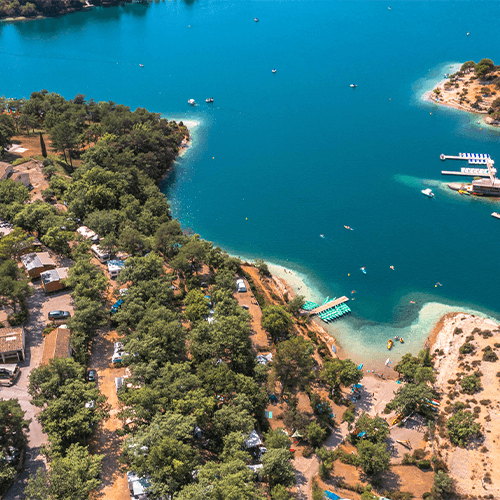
[
  {"left": 20, "top": 252, "right": 56, "bottom": 279},
  {"left": 40, "top": 267, "right": 69, "bottom": 293}
]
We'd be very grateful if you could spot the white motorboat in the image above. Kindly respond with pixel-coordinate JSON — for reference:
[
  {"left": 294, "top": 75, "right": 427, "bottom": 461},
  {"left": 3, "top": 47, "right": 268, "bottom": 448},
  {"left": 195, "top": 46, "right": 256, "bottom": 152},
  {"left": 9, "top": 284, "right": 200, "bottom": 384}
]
[
  {"left": 421, "top": 188, "right": 434, "bottom": 198},
  {"left": 350, "top": 84, "right": 357, "bottom": 88},
  {"left": 254, "top": 18, "right": 259, "bottom": 22},
  {"left": 272, "top": 69, "right": 277, "bottom": 73},
  {"left": 188, "top": 99, "right": 196, "bottom": 106},
  {"left": 205, "top": 97, "right": 214, "bottom": 103}
]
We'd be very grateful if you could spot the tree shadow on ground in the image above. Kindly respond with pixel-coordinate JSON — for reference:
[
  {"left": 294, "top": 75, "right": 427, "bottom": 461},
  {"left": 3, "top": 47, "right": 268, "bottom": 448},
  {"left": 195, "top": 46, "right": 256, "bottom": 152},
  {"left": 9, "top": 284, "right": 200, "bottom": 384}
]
[
  {"left": 4, "top": 446, "right": 46, "bottom": 500},
  {"left": 377, "top": 467, "right": 403, "bottom": 493},
  {"left": 90, "top": 426, "right": 125, "bottom": 491}
]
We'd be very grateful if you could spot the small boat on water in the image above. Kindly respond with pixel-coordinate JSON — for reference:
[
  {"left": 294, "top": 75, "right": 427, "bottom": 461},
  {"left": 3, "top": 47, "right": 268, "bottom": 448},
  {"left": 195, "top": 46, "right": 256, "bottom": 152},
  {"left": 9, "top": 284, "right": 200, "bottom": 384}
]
[
  {"left": 205, "top": 97, "right": 214, "bottom": 103},
  {"left": 139, "top": 64, "right": 144, "bottom": 68},
  {"left": 272, "top": 69, "right": 277, "bottom": 73},
  {"left": 254, "top": 18, "right": 259, "bottom": 22},
  {"left": 492, "top": 212, "right": 500, "bottom": 219},
  {"left": 344, "top": 225, "right": 353, "bottom": 230},
  {"left": 188, "top": 99, "right": 196, "bottom": 106},
  {"left": 387, "top": 339, "right": 393, "bottom": 350},
  {"left": 350, "top": 84, "right": 357, "bottom": 88},
  {"left": 360, "top": 266, "right": 366, "bottom": 275},
  {"left": 400, "top": 338, "right": 404, "bottom": 343},
  {"left": 421, "top": 188, "right": 434, "bottom": 198}
]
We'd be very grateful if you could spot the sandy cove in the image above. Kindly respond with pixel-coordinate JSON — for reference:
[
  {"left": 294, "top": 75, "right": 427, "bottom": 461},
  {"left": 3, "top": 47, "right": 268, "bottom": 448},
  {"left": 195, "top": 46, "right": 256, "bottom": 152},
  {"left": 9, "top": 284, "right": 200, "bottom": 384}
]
[{"left": 259, "top": 263, "right": 500, "bottom": 498}]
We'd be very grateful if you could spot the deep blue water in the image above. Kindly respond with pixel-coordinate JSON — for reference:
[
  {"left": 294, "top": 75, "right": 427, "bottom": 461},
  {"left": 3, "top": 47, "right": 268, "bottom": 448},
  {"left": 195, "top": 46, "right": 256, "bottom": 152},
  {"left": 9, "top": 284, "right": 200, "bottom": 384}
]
[{"left": 2, "top": 0, "right": 500, "bottom": 360}]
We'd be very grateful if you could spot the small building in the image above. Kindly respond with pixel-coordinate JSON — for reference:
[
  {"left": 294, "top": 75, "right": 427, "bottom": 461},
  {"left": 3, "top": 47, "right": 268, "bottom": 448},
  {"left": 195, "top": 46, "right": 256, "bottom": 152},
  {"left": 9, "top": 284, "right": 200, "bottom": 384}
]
[
  {"left": 10, "top": 172, "right": 31, "bottom": 188},
  {"left": 107, "top": 259, "right": 125, "bottom": 279},
  {"left": 471, "top": 178, "right": 500, "bottom": 196},
  {"left": 41, "top": 327, "right": 71, "bottom": 366},
  {"left": 91, "top": 244, "right": 110, "bottom": 263},
  {"left": 77, "top": 226, "right": 98, "bottom": 241},
  {"left": 40, "top": 267, "right": 69, "bottom": 293},
  {"left": 0, "top": 327, "right": 25, "bottom": 363},
  {"left": 127, "top": 472, "right": 152, "bottom": 500},
  {"left": 0, "top": 162, "right": 14, "bottom": 181},
  {"left": 17, "top": 237, "right": 42, "bottom": 257},
  {"left": 20, "top": 252, "right": 56, "bottom": 279}
]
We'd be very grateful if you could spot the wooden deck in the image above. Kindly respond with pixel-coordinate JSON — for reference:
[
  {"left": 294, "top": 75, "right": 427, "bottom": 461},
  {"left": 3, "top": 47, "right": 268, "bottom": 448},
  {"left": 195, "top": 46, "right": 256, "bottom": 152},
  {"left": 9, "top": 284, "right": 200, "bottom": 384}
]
[{"left": 309, "top": 296, "right": 349, "bottom": 315}]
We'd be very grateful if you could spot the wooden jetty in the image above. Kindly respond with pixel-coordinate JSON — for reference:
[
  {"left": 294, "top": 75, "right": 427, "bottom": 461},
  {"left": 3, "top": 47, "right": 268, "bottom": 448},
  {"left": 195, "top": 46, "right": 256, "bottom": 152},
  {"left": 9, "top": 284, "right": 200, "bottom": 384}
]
[{"left": 309, "top": 296, "right": 349, "bottom": 315}]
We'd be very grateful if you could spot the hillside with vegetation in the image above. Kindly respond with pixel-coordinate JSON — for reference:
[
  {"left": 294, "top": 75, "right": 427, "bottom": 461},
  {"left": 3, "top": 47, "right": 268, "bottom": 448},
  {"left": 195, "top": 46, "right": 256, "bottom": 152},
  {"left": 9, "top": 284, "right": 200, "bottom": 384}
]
[
  {"left": 0, "top": 0, "right": 136, "bottom": 20},
  {"left": 0, "top": 91, "right": 344, "bottom": 500}
]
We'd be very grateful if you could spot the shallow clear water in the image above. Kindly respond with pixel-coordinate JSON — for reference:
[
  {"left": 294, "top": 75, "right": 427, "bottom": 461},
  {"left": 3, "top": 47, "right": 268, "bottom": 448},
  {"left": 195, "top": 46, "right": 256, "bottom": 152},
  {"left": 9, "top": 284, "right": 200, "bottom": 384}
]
[{"left": 2, "top": 0, "right": 500, "bottom": 362}]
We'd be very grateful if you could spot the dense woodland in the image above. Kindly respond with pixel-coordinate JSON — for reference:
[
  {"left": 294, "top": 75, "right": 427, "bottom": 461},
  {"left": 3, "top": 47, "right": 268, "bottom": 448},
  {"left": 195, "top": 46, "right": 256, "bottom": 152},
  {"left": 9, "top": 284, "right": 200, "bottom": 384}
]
[{"left": 0, "top": 92, "right": 457, "bottom": 500}]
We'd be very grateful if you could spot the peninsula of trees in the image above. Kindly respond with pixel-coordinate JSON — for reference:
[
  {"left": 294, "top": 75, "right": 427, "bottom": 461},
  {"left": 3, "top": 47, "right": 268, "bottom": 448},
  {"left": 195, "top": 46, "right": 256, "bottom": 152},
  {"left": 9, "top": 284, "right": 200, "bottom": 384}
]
[
  {"left": 428, "top": 58, "right": 500, "bottom": 125},
  {"left": 0, "top": 0, "right": 139, "bottom": 21}
]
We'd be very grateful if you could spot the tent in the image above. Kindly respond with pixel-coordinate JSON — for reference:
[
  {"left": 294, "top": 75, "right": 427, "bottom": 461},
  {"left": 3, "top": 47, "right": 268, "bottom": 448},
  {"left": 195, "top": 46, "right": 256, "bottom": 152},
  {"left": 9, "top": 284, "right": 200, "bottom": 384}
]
[
  {"left": 291, "top": 430, "right": 303, "bottom": 439},
  {"left": 245, "top": 430, "right": 262, "bottom": 448}
]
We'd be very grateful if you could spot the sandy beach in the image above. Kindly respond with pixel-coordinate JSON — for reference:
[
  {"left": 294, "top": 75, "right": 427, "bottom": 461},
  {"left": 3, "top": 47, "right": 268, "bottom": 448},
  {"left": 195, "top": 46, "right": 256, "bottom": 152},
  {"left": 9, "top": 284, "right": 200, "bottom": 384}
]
[{"left": 423, "top": 62, "right": 500, "bottom": 127}]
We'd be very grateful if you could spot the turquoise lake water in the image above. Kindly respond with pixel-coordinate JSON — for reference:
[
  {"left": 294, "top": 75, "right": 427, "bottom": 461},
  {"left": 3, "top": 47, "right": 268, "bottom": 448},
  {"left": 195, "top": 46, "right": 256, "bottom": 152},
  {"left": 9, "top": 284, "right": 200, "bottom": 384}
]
[{"left": 2, "top": 0, "right": 500, "bottom": 364}]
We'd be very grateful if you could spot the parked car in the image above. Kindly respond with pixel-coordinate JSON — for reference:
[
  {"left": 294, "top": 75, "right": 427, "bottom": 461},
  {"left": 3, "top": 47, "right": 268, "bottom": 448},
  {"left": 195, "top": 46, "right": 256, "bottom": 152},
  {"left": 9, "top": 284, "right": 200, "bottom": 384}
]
[
  {"left": 48, "top": 310, "right": 71, "bottom": 321},
  {"left": 114, "top": 342, "right": 124, "bottom": 352},
  {"left": 110, "top": 299, "right": 124, "bottom": 315},
  {"left": 112, "top": 352, "right": 123, "bottom": 363},
  {"left": 236, "top": 279, "right": 247, "bottom": 293},
  {"left": 87, "top": 369, "right": 97, "bottom": 383},
  {"left": 115, "top": 377, "right": 123, "bottom": 392}
]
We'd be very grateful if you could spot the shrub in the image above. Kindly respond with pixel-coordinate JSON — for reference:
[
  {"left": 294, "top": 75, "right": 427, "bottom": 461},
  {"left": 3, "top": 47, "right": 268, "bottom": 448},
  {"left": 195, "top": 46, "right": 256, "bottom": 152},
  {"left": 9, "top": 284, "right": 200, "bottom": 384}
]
[
  {"left": 432, "top": 457, "right": 448, "bottom": 472},
  {"left": 302, "top": 446, "right": 314, "bottom": 458},
  {"left": 453, "top": 327, "right": 463, "bottom": 335},
  {"left": 431, "top": 471, "right": 454, "bottom": 498},
  {"left": 8, "top": 309, "right": 28, "bottom": 326},
  {"left": 271, "top": 485, "right": 291, "bottom": 500},
  {"left": 312, "top": 479, "right": 324, "bottom": 500},
  {"left": 482, "top": 346, "right": 498, "bottom": 362},
  {"left": 413, "top": 448, "right": 426, "bottom": 460},
  {"left": 479, "top": 399, "right": 491, "bottom": 406},
  {"left": 402, "top": 453, "right": 416, "bottom": 465},
  {"left": 382, "top": 492, "right": 412, "bottom": 500},
  {"left": 447, "top": 410, "right": 481, "bottom": 446},
  {"left": 318, "top": 462, "right": 330, "bottom": 480},
  {"left": 460, "top": 373, "right": 482, "bottom": 394},
  {"left": 342, "top": 408, "right": 355, "bottom": 423},
  {"left": 481, "top": 329, "right": 493, "bottom": 338},
  {"left": 417, "top": 459, "right": 431, "bottom": 469},
  {"left": 459, "top": 342, "right": 475, "bottom": 354}
]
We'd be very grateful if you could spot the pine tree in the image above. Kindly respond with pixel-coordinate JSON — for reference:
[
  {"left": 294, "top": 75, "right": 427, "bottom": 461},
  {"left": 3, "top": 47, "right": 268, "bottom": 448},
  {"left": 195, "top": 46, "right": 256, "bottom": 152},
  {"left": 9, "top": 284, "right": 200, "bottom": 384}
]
[
  {"left": 422, "top": 347, "right": 432, "bottom": 367},
  {"left": 39, "top": 131, "right": 47, "bottom": 158}
]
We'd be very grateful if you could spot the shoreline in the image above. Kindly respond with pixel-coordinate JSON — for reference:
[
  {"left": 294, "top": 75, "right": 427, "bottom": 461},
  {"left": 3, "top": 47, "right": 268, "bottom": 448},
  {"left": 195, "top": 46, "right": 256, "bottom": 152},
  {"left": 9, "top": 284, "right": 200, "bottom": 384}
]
[{"left": 422, "top": 62, "right": 500, "bottom": 127}]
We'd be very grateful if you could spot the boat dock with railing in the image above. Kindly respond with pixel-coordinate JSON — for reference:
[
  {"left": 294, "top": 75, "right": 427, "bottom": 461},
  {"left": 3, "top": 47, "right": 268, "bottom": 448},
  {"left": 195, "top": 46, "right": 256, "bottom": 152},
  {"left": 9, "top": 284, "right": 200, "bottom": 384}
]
[{"left": 440, "top": 153, "right": 500, "bottom": 196}]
